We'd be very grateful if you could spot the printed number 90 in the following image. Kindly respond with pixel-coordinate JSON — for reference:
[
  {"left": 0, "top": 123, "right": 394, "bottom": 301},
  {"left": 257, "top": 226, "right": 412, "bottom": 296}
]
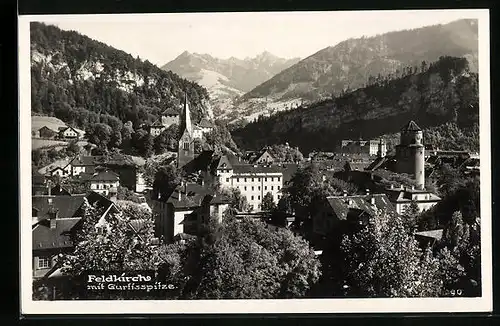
[{"left": 450, "top": 289, "right": 463, "bottom": 296}]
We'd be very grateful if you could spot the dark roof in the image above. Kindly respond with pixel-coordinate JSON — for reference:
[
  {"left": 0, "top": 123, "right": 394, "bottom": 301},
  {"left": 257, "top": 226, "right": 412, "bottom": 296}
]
[
  {"left": 32, "top": 218, "right": 80, "bottom": 250},
  {"left": 325, "top": 194, "right": 395, "bottom": 221},
  {"left": 163, "top": 107, "right": 179, "bottom": 116},
  {"left": 401, "top": 120, "right": 422, "bottom": 132},
  {"left": 50, "top": 184, "right": 71, "bottom": 196},
  {"left": 203, "top": 193, "right": 232, "bottom": 206},
  {"left": 150, "top": 120, "right": 165, "bottom": 128},
  {"left": 72, "top": 155, "right": 101, "bottom": 166},
  {"left": 165, "top": 183, "right": 212, "bottom": 209},
  {"left": 90, "top": 171, "right": 120, "bottom": 182},
  {"left": 197, "top": 118, "right": 213, "bottom": 128},
  {"left": 59, "top": 126, "right": 80, "bottom": 134},
  {"left": 232, "top": 164, "right": 283, "bottom": 175},
  {"left": 214, "top": 155, "right": 233, "bottom": 170},
  {"left": 366, "top": 157, "right": 387, "bottom": 171},
  {"left": 32, "top": 195, "right": 86, "bottom": 220}
]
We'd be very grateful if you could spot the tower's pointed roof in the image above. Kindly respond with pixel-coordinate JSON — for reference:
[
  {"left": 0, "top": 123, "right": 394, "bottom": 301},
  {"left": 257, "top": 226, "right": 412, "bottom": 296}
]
[
  {"left": 401, "top": 120, "right": 421, "bottom": 132},
  {"left": 180, "top": 92, "right": 192, "bottom": 135}
]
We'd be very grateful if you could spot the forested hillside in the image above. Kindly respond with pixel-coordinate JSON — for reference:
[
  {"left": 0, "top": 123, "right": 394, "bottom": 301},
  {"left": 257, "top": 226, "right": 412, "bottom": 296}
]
[
  {"left": 30, "top": 22, "right": 212, "bottom": 131},
  {"left": 232, "top": 56, "right": 479, "bottom": 154}
]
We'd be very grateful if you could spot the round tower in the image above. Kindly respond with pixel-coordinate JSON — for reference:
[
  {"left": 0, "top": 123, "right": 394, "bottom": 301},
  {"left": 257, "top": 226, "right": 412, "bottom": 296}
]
[{"left": 395, "top": 121, "right": 425, "bottom": 189}]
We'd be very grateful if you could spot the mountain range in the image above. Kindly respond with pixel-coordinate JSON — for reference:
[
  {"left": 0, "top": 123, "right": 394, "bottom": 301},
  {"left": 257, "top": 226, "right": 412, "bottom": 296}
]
[
  {"left": 229, "top": 19, "right": 478, "bottom": 124},
  {"left": 161, "top": 51, "right": 300, "bottom": 114}
]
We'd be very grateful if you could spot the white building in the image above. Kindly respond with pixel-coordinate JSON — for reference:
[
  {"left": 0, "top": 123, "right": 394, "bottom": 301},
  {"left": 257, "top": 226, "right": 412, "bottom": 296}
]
[
  {"left": 384, "top": 184, "right": 441, "bottom": 214},
  {"left": 88, "top": 171, "right": 120, "bottom": 196},
  {"left": 212, "top": 156, "right": 283, "bottom": 211}
]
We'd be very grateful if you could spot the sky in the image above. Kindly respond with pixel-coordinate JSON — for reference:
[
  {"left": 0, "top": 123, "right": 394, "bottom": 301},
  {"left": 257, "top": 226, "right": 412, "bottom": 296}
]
[{"left": 32, "top": 10, "right": 482, "bottom": 67}]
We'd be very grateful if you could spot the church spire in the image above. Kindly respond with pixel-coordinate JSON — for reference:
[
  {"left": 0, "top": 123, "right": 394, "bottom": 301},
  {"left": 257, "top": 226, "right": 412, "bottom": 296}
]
[{"left": 181, "top": 92, "right": 192, "bottom": 135}]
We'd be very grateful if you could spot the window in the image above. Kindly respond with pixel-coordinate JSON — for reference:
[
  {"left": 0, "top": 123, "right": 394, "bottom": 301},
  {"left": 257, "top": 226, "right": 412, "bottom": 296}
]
[
  {"left": 237, "top": 178, "right": 239, "bottom": 182},
  {"left": 278, "top": 195, "right": 281, "bottom": 200},
  {"left": 271, "top": 186, "right": 274, "bottom": 190},
  {"left": 265, "top": 178, "right": 267, "bottom": 182},
  {"left": 278, "top": 177, "right": 281, "bottom": 182},
  {"left": 183, "top": 142, "right": 189, "bottom": 150},
  {"left": 226, "top": 178, "right": 229, "bottom": 182},
  {"left": 257, "top": 178, "right": 261, "bottom": 182},
  {"left": 244, "top": 178, "right": 247, "bottom": 182},
  {"left": 258, "top": 196, "right": 261, "bottom": 200},
  {"left": 244, "top": 186, "right": 247, "bottom": 191},
  {"left": 278, "top": 186, "right": 281, "bottom": 190},
  {"left": 252, "top": 186, "right": 254, "bottom": 191},
  {"left": 271, "top": 177, "right": 273, "bottom": 182},
  {"left": 251, "top": 178, "right": 254, "bottom": 182},
  {"left": 258, "top": 186, "right": 261, "bottom": 190},
  {"left": 265, "top": 186, "right": 267, "bottom": 190},
  {"left": 251, "top": 196, "right": 254, "bottom": 200},
  {"left": 38, "top": 257, "right": 50, "bottom": 269}
]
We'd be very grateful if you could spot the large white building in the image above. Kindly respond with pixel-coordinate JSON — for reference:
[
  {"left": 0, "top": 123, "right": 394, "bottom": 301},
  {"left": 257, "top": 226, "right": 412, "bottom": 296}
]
[{"left": 212, "top": 156, "right": 283, "bottom": 211}]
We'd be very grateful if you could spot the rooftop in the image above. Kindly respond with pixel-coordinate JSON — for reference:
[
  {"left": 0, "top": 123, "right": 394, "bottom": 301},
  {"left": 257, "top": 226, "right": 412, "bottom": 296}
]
[
  {"left": 325, "top": 194, "right": 395, "bottom": 221},
  {"left": 32, "top": 218, "right": 80, "bottom": 250},
  {"left": 401, "top": 120, "right": 422, "bottom": 132}
]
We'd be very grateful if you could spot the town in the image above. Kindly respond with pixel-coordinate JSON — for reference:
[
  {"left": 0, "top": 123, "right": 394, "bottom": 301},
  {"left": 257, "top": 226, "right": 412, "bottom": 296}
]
[
  {"left": 28, "top": 17, "right": 482, "bottom": 301},
  {"left": 32, "top": 92, "right": 480, "bottom": 299}
]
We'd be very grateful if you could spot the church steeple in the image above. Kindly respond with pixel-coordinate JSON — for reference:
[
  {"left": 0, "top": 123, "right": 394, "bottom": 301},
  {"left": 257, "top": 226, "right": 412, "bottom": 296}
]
[
  {"left": 180, "top": 92, "right": 192, "bottom": 136},
  {"left": 177, "top": 91, "right": 195, "bottom": 168}
]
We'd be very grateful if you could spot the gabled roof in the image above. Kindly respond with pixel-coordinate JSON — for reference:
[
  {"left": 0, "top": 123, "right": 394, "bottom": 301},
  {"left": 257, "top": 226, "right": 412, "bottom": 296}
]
[
  {"left": 197, "top": 118, "right": 213, "bottom": 128},
  {"left": 72, "top": 155, "right": 101, "bottom": 166},
  {"left": 32, "top": 218, "right": 81, "bottom": 250},
  {"left": 232, "top": 164, "right": 283, "bottom": 175},
  {"left": 325, "top": 194, "right": 395, "bottom": 221},
  {"left": 90, "top": 171, "right": 120, "bottom": 182},
  {"left": 59, "top": 126, "right": 80, "bottom": 134},
  {"left": 32, "top": 195, "right": 87, "bottom": 220},
  {"left": 38, "top": 126, "right": 58, "bottom": 133},
  {"left": 401, "top": 120, "right": 422, "bottom": 132},
  {"left": 165, "top": 183, "right": 212, "bottom": 209},
  {"left": 163, "top": 107, "right": 179, "bottom": 116},
  {"left": 150, "top": 120, "right": 165, "bottom": 128}
]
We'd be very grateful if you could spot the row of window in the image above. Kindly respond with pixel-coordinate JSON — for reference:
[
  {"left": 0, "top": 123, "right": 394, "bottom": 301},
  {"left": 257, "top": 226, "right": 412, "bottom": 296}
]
[
  {"left": 238, "top": 185, "right": 281, "bottom": 191},
  {"left": 235, "top": 176, "right": 281, "bottom": 183},
  {"left": 249, "top": 194, "right": 281, "bottom": 201},
  {"left": 92, "top": 183, "right": 118, "bottom": 190},
  {"left": 37, "top": 257, "right": 50, "bottom": 269}
]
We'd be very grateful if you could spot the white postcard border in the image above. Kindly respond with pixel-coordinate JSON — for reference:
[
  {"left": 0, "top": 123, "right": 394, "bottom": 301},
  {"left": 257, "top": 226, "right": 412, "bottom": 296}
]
[{"left": 19, "top": 9, "right": 492, "bottom": 314}]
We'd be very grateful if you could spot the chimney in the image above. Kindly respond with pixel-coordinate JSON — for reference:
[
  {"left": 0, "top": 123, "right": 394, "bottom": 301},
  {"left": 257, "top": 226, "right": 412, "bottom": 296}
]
[
  {"left": 400, "top": 184, "right": 404, "bottom": 190},
  {"left": 365, "top": 189, "right": 370, "bottom": 196},
  {"left": 48, "top": 208, "right": 58, "bottom": 229},
  {"left": 47, "top": 197, "right": 52, "bottom": 204},
  {"left": 343, "top": 190, "right": 347, "bottom": 197},
  {"left": 390, "top": 184, "right": 394, "bottom": 190},
  {"left": 370, "top": 197, "right": 376, "bottom": 205},
  {"left": 411, "top": 185, "right": 415, "bottom": 190},
  {"left": 201, "top": 179, "right": 205, "bottom": 186},
  {"left": 178, "top": 190, "right": 182, "bottom": 201},
  {"left": 347, "top": 199, "right": 353, "bottom": 205}
]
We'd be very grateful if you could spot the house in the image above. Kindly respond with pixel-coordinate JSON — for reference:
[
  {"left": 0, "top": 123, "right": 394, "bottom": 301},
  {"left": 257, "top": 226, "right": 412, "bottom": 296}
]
[
  {"left": 252, "top": 148, "right": 276, "bottom": 164},
  {"left": 88, "top": 171, "right": 120, "bottom": 196},
  {"left": 38, "top": 126, "right": 57, "bottom": 139},
  {"left": 148, "top": 120, "right": 166, "bottom": 137},
  {"left": 50, "top": 164, "right": 72, "bottom": 178},
  {"left": 312, "top": 192, "right": 396, "bottom": 236},
  {"left": 383, "top": 184, "right": 441, "bottom": 215},
  {"left": 196, "top": 118, "right": 214, "bottom": 134},
  {"left": 58, "top": 127, "right": 80, "bottom": 140},
  {"left": 152, "top": 182, "right": 231, "bottom": 243},
  {"left": 160, "top": 107, "right": 180, "bottom": 128},
  {"left": 71, "top": 155, "right": 101, "bottom": 176},
  {"left": 32, "top": 192, "right": 118, "bottom": 280}
]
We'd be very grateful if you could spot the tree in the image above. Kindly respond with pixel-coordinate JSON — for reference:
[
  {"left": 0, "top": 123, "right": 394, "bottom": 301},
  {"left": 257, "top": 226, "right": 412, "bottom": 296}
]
[
  {"left": 402, "top": 200, "right": 420, "bottom": 232},
  {"left": 193, "top": 138, "right": 203, "bottom": 155},
  {"left": 86, "top": 123, "right": 112, "bottom": 149},
  {"left": 58, "top": 199, "right": 168, "bottom": 299},
  {"left": 261, "top": 192, "right": 276, "bottom": 212},
  {"left": 180, "top": 215, "right": 321, "bottom": 299},
  {"left": 153, "top": 164, "right": 181, "bottom": 200},
  {"left": 436, "top": 211, "right": 481, "bottom": 297},
  {"left": 334, "top": 211, "right": 442, "bottom": 297}
]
